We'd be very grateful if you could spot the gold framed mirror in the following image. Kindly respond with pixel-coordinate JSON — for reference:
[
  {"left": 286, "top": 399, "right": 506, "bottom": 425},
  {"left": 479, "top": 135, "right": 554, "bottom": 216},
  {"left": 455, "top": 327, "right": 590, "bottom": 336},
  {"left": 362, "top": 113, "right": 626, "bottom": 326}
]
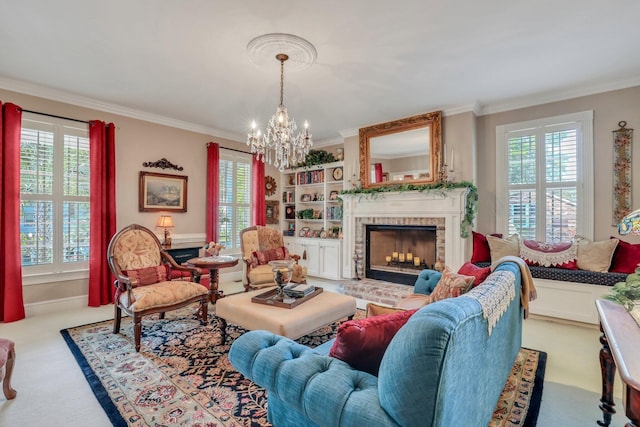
[{"left": 359, "top": 111, "right": 442, "bottom": 189}]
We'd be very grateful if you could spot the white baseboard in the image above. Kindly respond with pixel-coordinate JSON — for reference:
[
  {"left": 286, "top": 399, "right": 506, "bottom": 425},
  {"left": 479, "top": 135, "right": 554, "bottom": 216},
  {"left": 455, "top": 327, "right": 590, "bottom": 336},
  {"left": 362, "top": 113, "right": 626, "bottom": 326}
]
[{"left": 25, "top": 295, "right": 89, "bottom": 317}]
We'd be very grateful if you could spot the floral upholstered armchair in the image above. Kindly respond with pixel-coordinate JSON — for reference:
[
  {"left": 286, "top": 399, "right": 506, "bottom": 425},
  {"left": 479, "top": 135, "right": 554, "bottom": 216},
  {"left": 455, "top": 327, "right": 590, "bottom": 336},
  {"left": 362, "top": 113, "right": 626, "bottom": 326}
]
[
  {"left": 240, "top": 225, "right": 307, "bottom": 292},
  {"left": 107, "top": 224, "right": 209, "bottom": 352}
]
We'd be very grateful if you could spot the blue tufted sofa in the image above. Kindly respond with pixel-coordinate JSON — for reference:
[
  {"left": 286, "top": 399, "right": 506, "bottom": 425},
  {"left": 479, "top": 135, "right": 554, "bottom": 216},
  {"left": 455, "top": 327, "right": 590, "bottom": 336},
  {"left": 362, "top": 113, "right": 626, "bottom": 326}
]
[{"left": 229, "top": 261, "right": 524, "bottom": 427}]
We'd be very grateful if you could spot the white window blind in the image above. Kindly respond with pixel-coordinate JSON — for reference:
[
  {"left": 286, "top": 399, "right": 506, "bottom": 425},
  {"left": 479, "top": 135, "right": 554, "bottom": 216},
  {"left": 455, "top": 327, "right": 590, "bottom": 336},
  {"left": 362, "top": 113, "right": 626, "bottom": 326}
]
[
  {"left": 496, "top": 111, "right": 593, "bottom": 242},
  {"left": 20, "top": 114, "right": 90, "bottom": 278},
  {"left": 218, "top": 149, "right": 252, "bottom": 250}
]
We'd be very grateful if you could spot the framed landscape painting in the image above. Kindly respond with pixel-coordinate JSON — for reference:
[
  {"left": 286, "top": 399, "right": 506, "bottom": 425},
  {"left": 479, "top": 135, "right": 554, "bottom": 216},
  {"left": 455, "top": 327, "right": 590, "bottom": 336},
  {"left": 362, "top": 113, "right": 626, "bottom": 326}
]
[{"left": 139, "top": 171, "right": 188, "bottom": 212}]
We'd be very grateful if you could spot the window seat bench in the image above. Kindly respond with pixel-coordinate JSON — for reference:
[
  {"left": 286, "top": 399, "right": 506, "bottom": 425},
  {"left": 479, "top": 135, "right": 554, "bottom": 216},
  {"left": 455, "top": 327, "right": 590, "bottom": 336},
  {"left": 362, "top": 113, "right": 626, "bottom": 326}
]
[{"left": 475, "top": 262, "right": 627, "bottom": 324}]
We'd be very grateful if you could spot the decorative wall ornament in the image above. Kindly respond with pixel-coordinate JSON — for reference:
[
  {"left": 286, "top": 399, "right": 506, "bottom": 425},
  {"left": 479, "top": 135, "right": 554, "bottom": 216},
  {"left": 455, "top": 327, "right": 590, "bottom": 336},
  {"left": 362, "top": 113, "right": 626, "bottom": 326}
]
[
  {"left": 613, "top": 121, "right": 633, "bottom": 225},
  {"left": 264, "top": 176, "right": 277, "bottom": 196},
  {"left": 142, "top": 158, "right": 184, "bottom": 171}
]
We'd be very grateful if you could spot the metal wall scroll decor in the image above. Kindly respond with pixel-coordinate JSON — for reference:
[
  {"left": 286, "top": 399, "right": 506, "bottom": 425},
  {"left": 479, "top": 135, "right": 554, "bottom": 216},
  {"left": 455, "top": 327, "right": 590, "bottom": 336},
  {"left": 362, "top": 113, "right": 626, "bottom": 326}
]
[
  {"left": 613, "top": 121, "right": 633, "bottom": 226},
  {"left": 142, "top": 158, "right": 184, "bottom": 171}
]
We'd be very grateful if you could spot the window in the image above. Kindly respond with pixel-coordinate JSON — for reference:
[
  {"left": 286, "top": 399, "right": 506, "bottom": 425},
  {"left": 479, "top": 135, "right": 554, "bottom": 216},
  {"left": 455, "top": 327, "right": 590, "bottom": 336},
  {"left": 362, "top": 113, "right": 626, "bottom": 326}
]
[
  {"left": 218, "top": 149, "right": 252, "bottom": 251},
  {"left": 20, "top": 114, "right": 90, "bottom": 281},
  {"left": 495, "top": 111, "right": 593, "bottom": 242}
]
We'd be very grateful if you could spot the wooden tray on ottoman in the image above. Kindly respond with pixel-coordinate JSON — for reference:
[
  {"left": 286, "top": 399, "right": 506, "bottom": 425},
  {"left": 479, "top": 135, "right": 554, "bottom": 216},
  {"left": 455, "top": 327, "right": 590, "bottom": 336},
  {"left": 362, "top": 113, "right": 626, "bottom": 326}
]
[{"left": 252, "top": 287, "right": 323, "bottom": 309}]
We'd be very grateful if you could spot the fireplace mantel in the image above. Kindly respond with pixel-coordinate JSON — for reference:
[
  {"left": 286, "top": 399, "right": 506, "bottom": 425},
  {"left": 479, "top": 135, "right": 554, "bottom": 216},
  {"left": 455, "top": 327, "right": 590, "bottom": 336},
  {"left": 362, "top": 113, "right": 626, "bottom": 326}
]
[{"left": 339, "top": 188, "right": 470, "bottom": 280}]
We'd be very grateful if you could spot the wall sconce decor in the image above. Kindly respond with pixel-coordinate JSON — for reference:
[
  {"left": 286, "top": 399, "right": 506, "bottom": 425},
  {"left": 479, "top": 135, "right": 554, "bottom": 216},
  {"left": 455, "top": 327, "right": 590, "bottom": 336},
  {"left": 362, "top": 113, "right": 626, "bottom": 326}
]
[{"left": 156, "top": 215, "right": 174, "bottom": 247}]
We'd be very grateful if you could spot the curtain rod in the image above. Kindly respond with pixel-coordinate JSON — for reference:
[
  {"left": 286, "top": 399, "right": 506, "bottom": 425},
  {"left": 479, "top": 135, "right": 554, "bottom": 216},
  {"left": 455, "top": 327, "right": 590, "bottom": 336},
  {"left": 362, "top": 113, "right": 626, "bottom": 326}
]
[
  {"left": 219, "top": 145, "right": 252, "bottom": 155},
  {"left": 21, "top": 109, "right": 90, "bottom": 125}
]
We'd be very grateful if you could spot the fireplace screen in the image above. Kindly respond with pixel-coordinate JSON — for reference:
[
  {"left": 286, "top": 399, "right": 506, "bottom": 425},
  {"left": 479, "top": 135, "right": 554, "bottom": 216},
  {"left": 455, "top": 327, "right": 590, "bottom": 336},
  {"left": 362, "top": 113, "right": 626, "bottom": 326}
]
[{"left": 365, "top": 224, "right": 437, "bottom": 285}]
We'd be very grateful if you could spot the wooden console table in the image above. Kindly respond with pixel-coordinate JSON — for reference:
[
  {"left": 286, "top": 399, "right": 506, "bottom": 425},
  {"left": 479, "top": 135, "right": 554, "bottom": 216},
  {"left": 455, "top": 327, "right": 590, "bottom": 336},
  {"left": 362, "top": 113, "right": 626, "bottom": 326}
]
[{"left": 596, "top": 299, "right": 640, "bottom": 427}]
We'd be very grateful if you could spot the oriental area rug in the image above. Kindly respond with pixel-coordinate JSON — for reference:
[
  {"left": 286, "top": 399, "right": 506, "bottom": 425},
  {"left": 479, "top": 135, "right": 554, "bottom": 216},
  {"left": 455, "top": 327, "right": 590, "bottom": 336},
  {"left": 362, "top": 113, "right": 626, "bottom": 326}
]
[{"left": 61, "top": 307, "right": 545, "bottom": 427}]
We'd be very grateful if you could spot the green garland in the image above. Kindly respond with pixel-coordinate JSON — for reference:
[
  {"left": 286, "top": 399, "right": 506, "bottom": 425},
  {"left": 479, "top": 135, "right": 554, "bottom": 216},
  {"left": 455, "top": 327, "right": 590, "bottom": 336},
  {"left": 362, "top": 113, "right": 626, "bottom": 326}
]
[
  {"left": 605, "top": 268, "right": 640, "bottom": 311},
  {"left": 339, "top": 181, "right": 478, "bottom": 238}
]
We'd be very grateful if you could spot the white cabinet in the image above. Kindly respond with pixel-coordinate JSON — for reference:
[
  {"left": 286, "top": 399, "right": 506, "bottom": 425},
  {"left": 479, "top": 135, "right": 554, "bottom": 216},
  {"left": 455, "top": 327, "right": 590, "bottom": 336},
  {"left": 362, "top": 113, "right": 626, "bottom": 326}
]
[{"left": 284, "top": 237, "right": 342, "bottom": 280}]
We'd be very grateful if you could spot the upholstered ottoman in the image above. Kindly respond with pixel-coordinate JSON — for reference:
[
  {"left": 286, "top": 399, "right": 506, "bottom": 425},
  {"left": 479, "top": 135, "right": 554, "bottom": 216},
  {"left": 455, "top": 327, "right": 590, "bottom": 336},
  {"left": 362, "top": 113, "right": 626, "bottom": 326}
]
[
  {"left": 0, "top": 338, "right": 16, "bottom": 400},
  {"left": 216, "top": 287, "right": 356, "bottom": 341}
]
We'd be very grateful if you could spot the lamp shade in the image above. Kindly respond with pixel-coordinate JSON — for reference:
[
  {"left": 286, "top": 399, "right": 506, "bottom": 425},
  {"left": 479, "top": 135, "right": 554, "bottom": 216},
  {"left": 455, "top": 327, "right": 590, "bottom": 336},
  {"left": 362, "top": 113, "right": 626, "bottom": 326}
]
[{"left": 156, "top": 215, "right": 174, "bottom": 229}]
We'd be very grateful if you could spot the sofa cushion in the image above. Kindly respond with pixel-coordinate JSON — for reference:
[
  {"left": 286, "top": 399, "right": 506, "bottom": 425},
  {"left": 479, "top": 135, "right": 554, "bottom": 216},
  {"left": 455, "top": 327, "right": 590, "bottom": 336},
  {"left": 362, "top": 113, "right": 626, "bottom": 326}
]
[
  {"left": 252, "top": 246, "right": 289, "bottom": 266},
  {"left": 413, "top": 269, "right": 442, "bottom": 295},
  {"left": 429, "top": 267, "right": 474, "bottom": 302},
  {"left": 329, "top": 309, "right": 418, "bottom": 375},
  {"left": 124, "top": 266, "right": 167, "bottom": 286},
  {"left": 487, "top": 234, "right": 520, "bottom": 261},
  {"left": 457, "top": 262, "right": 491, "bottom": 286},
  {"left": 365, "top": 303, "right": 406, "bottom": 317},
  {"left": 576, "top": 238, "right": 619, "bottom": 272},
  {"left": 519, "top": 239, "right": 577, "bottom": 269},
  {"left": 471, "top": 231, "right": 503, "bottom": 263},
  {"left": 610, "top": 237, "right": 640, "bottom": 274}
]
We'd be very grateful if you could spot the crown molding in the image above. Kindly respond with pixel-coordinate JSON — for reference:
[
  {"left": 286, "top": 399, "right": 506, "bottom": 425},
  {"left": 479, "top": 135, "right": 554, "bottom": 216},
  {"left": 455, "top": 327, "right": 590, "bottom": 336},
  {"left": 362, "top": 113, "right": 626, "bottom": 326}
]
[
  {"left": 0, "top": 77, "right": 244, "bottom": 142},
  {"left": 477, "top": 76, "right": 640, "bottom": 116}
]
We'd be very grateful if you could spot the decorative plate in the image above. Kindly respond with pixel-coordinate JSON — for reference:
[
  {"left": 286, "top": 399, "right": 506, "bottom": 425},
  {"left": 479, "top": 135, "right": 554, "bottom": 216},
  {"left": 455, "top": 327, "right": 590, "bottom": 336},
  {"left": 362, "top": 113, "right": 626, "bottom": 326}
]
[
  {"left": 265, "top": 176, "right": 277, "bottom": 196},
  {"left": 332, "top": 167, "right": 343, "bottom": 180}
]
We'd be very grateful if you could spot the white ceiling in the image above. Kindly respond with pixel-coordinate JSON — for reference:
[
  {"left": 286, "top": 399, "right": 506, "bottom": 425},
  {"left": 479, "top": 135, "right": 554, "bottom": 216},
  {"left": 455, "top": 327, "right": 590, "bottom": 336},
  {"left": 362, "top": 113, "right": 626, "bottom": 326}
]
[{"left": 1, "top": 1, "right": 640, "bottom": 144}]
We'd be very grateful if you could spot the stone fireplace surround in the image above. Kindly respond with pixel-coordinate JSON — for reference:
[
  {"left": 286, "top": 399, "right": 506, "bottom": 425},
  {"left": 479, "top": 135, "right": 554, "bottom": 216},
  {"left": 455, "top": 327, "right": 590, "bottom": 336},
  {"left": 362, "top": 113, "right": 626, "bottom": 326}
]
[{"left": 339, "top": 188, "right": 470, "bottom": 282}]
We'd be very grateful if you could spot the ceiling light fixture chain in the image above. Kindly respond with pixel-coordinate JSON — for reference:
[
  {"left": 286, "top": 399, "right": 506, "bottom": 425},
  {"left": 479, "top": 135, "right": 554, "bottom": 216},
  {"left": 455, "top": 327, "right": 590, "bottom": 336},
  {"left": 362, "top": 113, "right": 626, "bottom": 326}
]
[{"left": 247, "top": 51, "right": 312, "bottom": 172}]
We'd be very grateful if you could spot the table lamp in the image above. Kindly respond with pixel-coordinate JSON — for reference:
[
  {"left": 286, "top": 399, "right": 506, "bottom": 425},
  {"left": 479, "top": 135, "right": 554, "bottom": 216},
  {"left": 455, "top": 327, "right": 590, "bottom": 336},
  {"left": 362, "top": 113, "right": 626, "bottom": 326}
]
[{"left": 156, "top": 215, "right": 174, "bottom": 247}]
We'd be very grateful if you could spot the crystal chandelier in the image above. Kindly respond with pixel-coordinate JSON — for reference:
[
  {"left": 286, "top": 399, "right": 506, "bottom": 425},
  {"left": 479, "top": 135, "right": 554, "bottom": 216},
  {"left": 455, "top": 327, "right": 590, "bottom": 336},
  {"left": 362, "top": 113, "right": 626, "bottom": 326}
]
[{"left": 247, "top": 53, "right": 312, "bottom": 172}]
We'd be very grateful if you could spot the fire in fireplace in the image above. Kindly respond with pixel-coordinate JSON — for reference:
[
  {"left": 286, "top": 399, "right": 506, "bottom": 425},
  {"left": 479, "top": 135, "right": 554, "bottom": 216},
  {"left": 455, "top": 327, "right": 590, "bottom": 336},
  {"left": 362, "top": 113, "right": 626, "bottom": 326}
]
[{"left": 365, "top": 224, "right": 437, "bottom": 285}]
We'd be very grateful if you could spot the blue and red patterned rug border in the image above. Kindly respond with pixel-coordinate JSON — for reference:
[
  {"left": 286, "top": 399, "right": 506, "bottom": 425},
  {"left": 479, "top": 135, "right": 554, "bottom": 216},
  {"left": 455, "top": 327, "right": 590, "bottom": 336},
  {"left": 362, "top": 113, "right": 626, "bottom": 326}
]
[{"left": 61, "top": 327, "right": 127, "bottom": 427}]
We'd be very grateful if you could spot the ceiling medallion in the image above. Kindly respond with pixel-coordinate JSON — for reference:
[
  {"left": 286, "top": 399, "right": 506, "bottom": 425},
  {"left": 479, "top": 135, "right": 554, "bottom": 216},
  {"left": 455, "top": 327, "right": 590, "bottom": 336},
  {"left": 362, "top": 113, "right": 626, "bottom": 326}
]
[{"left": 246, "top": 33, "right": 317, "bottom": 72}]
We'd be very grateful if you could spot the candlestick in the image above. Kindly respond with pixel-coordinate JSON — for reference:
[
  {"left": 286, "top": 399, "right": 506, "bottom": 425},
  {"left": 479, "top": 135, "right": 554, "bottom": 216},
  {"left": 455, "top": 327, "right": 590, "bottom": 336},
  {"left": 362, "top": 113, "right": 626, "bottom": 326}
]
[
  {"left": 414, "top": 257, "right": 420, "bottom": 266},
  {"left": 385, "top": 256, "right": 392, "bottom": 263},
  {"left": 406, "top": 253, "right": 413, "bottom": 261},
  {"left": 450, "top": 147, "right": 454, "bottom": 171},
  {"left": 392, "top": 251, "right": 398, "bottom": 259},
  {"left": 398, "top": 253, "right": 405, "bottom": 262}
]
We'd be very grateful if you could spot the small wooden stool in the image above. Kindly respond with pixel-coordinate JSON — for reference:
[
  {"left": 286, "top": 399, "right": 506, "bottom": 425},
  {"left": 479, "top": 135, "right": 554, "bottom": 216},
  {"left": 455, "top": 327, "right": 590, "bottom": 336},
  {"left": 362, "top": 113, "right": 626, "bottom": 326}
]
[{"left": 0, "top": 338, "right": 17, "bottom": 400}]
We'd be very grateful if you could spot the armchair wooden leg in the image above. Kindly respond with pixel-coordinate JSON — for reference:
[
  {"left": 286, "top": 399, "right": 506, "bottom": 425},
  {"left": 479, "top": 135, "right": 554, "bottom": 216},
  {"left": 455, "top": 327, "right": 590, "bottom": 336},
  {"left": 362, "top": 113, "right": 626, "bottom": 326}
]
[
  {"left": 113, "top": 305, "right": 122, "bottom": 334},
  {"left": 1, "top": 340, "right": 16, "bottom": 400},
  {"left": 133, "top": 314, "right": 142, "bottom": 352}
]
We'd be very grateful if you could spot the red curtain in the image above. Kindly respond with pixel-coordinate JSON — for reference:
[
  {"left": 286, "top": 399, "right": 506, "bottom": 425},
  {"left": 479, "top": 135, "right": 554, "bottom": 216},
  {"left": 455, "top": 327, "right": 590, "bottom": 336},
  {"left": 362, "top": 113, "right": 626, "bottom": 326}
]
[
  {"left": 0, "top": 102, "right": 25, "bottom": 322},
  {"left": 252, "top": 156, "right": 266, "bottom": 226},
  {"left": 206, "top": 142, "right": 220, "bottom": 242},
  {"left": 88, "top": 120, "right": 117, "bottom": 307}
]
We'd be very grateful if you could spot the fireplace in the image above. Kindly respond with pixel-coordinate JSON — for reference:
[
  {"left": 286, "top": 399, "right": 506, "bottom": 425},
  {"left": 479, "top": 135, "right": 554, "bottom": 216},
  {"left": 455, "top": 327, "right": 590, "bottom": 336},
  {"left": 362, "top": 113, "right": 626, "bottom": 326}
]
[
  {"left": 340, "top": 188, "right": 469, "bottom": 284},
  {"left": 366, "top": 225, "right": 437, "bottom": 285}
]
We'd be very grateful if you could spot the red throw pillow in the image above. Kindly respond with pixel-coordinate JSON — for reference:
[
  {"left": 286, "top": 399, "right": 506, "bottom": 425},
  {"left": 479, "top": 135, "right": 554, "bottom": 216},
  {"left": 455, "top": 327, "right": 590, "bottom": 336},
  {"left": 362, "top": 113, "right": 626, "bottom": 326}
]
[
  {"left": 471, "top": 231, "right": 503, "bottom": 263},
  {"left": 609, "top": 237, "right": 640, "bottom": 274},
  {"left": 123, "top": 266, "right": 167, "bottom": 286},
  {"left": 329, "top": 309, "right": 418, "bottom": 376},
  {"left": 457, "top": 262, "right": 491, "bottom": 287},
  {"left": 519, "top": 239, "right": 577, "bottom": 270},
  {"left": 252, "top": 246, "right": 290, "bottom": 265}
]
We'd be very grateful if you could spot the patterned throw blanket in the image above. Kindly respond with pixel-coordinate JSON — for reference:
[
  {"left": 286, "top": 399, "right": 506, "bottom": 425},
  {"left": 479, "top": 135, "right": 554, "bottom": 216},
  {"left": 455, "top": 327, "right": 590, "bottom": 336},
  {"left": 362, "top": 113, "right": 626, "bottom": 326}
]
[{"left": 462, "top": 270, "right": 516, "bottom": 335}]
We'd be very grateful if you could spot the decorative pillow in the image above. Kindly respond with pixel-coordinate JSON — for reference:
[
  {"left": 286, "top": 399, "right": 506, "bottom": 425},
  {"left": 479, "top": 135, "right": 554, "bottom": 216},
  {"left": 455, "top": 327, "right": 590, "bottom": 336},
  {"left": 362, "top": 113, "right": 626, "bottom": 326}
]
[
  {"left": 609, "top": 237, "right": 640, "bottom": 274},
  {"left": 251, "top": 246, "right": 290, "bottom": 266},
  {"left": 576, "top": 238, "right": 619, "bottom": 272},
  {"left": 329, "top": 309, "right": 418, "bottom": 375},
  {"left": 486, "top": 234, "right": 520, "bottom": 262},
  {"left": 124, "top": 266, "right": 167, "bottom": 286},
  {"left": 471, "top": 231, "right": 503, "bottom": 263},
  {"left": 365, "top": 303, "right": 406, "bottom": 318},
  {"left": 428, "top": 267, "right": 475, "bottom": 302},
  {"left": 519, "top": 239, "right": 577, "bottom": 269},
  {"left": 457, "top": 262, "right": 491, "bottom": 287}
]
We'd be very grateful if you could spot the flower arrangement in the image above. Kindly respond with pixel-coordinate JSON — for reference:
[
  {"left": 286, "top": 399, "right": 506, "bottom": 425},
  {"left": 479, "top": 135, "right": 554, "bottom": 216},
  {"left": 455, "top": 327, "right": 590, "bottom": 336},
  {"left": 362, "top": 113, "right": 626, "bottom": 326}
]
[
  {"left": 605, "top": 267, "right": 640, "bottom": 311},
  {"left": 204, "top": 241, "right": 225, "bottom": 256}
]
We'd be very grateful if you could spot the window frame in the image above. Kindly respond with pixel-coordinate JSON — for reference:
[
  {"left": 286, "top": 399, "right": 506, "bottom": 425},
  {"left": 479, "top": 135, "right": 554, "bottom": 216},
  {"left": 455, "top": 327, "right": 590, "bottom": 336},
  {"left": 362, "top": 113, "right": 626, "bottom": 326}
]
[
  {"left": 20, "top": 113, "right": 91, "bottom": 285},
  {"left": 218, "top": 149, "right": 253, "bottom": 252},
  {"left": 495, "top": 110, "right": 594, "bottom": 241}
]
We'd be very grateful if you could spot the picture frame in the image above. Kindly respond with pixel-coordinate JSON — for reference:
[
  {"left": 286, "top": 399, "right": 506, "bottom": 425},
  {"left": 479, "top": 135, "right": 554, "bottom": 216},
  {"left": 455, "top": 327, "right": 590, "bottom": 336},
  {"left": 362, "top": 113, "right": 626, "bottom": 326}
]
[
  {"left": 329, "top": 190, "right": 339, "bottom": 200},
  {"left": 266, "top": 200, "right": 279, "bottom": 224},
  {"left": 301, "top": 193, "right": 312, "bottom": 202},
  {"left": 139, "top": 171, "right": 188, "bottom": 212},
  {"left": 382, "top": 172, "right": 389, "bottom": 182}
]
